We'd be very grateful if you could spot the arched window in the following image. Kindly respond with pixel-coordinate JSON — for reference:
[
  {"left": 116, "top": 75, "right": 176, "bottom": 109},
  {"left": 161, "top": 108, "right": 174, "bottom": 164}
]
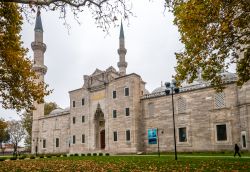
[
  {"left": 148, "top": 102, "right": 154, "bottom": 117},
  {"left": 214, "top": 92, "right": 226, "bottom": 109},
  {"left": 177, "top": 97, "right": 186, "bottom": 113}
]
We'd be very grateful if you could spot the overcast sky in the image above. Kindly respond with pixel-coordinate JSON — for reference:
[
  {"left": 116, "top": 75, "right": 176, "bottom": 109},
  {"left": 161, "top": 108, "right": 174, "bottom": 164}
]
[{"left": 1, "top": 0, "right": 184, "bottom": 120}]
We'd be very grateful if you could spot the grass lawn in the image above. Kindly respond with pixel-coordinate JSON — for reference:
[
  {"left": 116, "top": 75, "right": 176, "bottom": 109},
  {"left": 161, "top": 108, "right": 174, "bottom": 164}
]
[{"left": 0, "top": 155, "right": 249, "bottom": 171}]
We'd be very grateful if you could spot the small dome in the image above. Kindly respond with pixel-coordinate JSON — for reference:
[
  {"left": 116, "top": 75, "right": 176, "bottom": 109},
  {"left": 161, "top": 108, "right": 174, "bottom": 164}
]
[
  {"left": 49, "top": 108, "right": 64, "bottom": 115},
  {"left": 152, "top": 86, "right": 166, "bottom": 94},
  {"left": 220, "top": 72, "right": 237, "bottom": 81},
  {"left": 63, "top": 107, "right": 70, "bottom": 111},
  {"left": 181, "top": 80, "right": 201, "bottom": 87}
]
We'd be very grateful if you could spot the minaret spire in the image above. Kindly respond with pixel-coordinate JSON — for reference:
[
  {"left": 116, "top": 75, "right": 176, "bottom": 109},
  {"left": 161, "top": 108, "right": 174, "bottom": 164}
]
[
  {"left": 31, "top": 8, "right": 47, "bottom": 155},
  {"left": 34, "top": 7, "right": 43, "bottom": 32},
  {"left": 119, "top": 21, "right": 124, "bottom": 39},
  {"left": 117, "top": 21, "right": 127, "bottom": 76}
]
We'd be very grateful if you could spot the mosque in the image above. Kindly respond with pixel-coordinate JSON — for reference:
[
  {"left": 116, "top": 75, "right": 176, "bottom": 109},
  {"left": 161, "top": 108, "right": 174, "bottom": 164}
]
[{"left": 31, "top": 10, "right": 250, "bottom": 154}]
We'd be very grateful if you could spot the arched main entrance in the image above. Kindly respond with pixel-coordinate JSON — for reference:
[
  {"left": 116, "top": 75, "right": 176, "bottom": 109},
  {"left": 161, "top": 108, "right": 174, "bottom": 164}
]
[{"left": 94, "top": 103, "right": 105, "bottom": 149}]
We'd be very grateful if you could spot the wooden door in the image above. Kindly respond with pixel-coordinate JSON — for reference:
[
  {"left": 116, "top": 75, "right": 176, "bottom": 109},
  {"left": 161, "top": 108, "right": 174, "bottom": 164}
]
[{"left": 100, "top": 130, "right": 105, "bottom": 149}]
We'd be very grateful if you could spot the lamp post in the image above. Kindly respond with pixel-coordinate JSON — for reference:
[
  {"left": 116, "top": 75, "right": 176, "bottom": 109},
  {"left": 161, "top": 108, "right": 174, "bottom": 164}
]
[{"left": 165, "top": 80, "right": 179, "bottom": 160}]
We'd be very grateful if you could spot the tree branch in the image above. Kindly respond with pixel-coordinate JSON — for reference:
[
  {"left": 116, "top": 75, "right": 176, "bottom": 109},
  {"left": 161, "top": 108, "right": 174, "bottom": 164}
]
[{"left": 2, "top": 0, "right": 109, "bottom": 8}]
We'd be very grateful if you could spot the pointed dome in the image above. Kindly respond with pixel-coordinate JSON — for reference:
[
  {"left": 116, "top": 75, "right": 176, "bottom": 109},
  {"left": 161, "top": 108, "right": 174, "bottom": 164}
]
[{"left": 34, "top": 8, "right": 43, "bottom": 32}]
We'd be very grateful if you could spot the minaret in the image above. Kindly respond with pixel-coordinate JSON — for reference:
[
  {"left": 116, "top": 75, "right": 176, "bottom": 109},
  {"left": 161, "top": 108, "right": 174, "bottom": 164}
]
[
  {"left": 31, "top": 8, "right": 47, "bottom": 154},
  {"left": 117, "top": 21, "right": 127, "bottom": 76}
]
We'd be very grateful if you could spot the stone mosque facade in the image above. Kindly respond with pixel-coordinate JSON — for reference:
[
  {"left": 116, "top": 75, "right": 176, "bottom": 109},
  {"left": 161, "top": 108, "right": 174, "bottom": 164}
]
[{"left": 31, "top": 11, "right": 250, "bottom": 155}]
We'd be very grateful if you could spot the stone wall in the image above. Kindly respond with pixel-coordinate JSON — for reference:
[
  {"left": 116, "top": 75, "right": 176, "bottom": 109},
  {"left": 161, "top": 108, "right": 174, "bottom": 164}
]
[
  {"left": 38, "top": 113, "right": 70, "bottom": 154},
  {"left": 141, "top": 83, "right": 247, "bottom": 152}
]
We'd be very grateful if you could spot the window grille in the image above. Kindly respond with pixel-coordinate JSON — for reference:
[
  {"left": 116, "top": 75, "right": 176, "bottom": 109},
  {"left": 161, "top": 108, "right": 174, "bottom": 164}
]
[
  {"left": 177, "top": 97, "right": 186, "bottom": 113},
  {"left": 215, "top": 92, "right": 226, "bottom": 108}
]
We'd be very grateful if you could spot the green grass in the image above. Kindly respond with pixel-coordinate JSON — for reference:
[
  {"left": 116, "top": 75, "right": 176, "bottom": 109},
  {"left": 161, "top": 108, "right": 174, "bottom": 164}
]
[
  {"left": 0, "top": 154, "right": 249, "bottom": 171},
  {"left": 145, "top": 151, "right": 250, "bottom": 156}
]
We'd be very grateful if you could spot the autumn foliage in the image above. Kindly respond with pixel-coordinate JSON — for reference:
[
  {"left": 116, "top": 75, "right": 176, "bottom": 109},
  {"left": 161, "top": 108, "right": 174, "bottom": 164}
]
[
  {"left": 166, "top": 0, "right": 250, "bottom": 90},
  {"left": 0, "top": 2, "right": 51, "bottom": 112}
]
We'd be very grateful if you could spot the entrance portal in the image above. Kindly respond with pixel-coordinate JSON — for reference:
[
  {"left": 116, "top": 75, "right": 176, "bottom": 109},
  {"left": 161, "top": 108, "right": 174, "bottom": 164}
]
[
  {"left": 94, "top": 103, "right": 105, "bottom": 149},
  {"left": 100, "top": 130, "right": 105, "bottom": 149}
]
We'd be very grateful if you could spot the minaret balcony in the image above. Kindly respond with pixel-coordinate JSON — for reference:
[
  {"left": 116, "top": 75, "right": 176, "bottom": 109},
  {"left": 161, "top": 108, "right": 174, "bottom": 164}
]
[
  {"left": 31, "top": 41, "right": 46, "bottom": 52},
  {"left": 118, "top": 48, "right": 127, "bottom": 55},
  {"left": 32, "top": 64, "right": 47, "bottom": 75},
  {"left": 117, "top": 61, "right": 128, "bottom": 68}
]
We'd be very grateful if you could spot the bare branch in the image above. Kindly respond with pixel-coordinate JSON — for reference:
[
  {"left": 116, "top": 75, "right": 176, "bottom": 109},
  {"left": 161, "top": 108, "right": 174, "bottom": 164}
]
[{"left": 2, "top": 0, "right": 133, "bottom": 33}]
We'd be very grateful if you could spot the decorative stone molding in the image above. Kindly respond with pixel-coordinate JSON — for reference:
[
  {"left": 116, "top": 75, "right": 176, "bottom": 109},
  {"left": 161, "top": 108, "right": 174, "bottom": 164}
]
[
  {"left": 32, "top": 64, "right": 47, "bottom": 75},
  {"left": 31, "top": 41, "right": 46, "bottom": 52}
]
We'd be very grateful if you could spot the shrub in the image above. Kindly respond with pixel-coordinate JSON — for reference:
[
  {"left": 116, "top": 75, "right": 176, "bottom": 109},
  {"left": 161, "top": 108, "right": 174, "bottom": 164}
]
[
  {"left": 105, "top": 153, "right": 110, "bottom": 156},
  {"left": 19, "top": 155, "right": 27, "bottom": 159},
  {"left": 87, "top": 153, "right": 91, "bottom": 156},
  {"left": 39, "top": 155, "right": 44, "bottom": 158},
  {"left": 46, "top": 155, "right": 52, "bottom": 158},
  {"left": 63, "top": 154, "right": 67, "bottom": 157},
  {"left": 81, "top": 154, "right": 85, "bottom": 156},
  {"left": 99, "top": 153, "right": 103, "bottom": 156},
  {"left": 74, "top": 153, "right": 79, "bottom": 156},
  {"left": 56, "top": 154, "right": 61, "bottom": 157},
  {"left": 10, "top": 157, "right": 17, "bottom": 160},
  {"left": 19, "top": 156, "right": 25, "bottom": 160},
  {"left": 0, "top": 157, "right": 6, "bottom": 161},
  {"left": 30, "top": 155, "right": 36, "bottom": 159},
  {"left": 70, "top": 154, "right": 74, "bottom": 157},
  {"left": 93, "top": 153, "right": 97, "bottom": 156}
]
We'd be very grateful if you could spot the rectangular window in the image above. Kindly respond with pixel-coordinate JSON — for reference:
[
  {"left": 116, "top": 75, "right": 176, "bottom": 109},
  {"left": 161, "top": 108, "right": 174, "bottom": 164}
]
[
  {"left": 73, "top": 101, "right": 75, "bottom": 107},
  {"left": 73, "top": 117, "right": 76, "bottom": 124},
  {"left": 125, "top": 87, "right": 129, "bottom": 96},
  {"left": 179, "top": 127, "right": 187, "bottom": 142},
  {"left": 113, "top": 110, "right": 117, "bottom": 118},
  {"left": 43, "top": 139, "right": 46, "bottom": 148},
  {"left": 113, "top": 131, "right": 117, "bottom": 141},
  {"left": 56, "top": 138, "right": 59, "bottom": 147},
  {"left": 82, "top": 116, "right": 85, "bottom": 123},
  {"left": 82, "top": 98, "right": 85, "bottom": 106},
  {"left": 82, "top": 134, "right": 85, "bottom": 143},
  {"left": 242, "top": 135, "right": 246, "bottom": 148},
  {"left": 216, "top": 124, "right": 227, "bottom": 141},
  {"left": 113, "top": 91, "right": 116, "bottom": 99},
  {"left": 125, "top": 108, "right": 130, "bottom": 116},
  {"left": 126, "top": 130, "right": 130, "bottom": 141},
  {"left": 73, "top": 135, "right": 76, "bottom": 144}
]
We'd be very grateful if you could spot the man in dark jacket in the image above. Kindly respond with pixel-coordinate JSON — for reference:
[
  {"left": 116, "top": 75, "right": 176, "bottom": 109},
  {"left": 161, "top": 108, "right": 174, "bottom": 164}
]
[{"left": 234, "top": 144, "right": 241, "bottom": 157}]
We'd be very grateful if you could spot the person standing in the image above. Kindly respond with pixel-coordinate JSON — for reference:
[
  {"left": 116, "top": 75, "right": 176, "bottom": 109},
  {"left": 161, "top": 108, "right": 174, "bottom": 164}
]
[{"left": 234, "top": 144, "right": 241, "bottom": 157}]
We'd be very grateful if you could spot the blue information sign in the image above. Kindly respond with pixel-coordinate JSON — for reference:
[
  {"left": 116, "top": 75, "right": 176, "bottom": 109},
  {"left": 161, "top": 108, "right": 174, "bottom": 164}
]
[{"left": 148, "top": 128, "right": 157, "bottom": 144}]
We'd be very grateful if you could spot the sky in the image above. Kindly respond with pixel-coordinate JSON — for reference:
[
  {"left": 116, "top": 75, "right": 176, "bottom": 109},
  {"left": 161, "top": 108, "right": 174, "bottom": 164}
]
[{"left": 0, "top": 0, "right": 184, "bottom": 120}]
